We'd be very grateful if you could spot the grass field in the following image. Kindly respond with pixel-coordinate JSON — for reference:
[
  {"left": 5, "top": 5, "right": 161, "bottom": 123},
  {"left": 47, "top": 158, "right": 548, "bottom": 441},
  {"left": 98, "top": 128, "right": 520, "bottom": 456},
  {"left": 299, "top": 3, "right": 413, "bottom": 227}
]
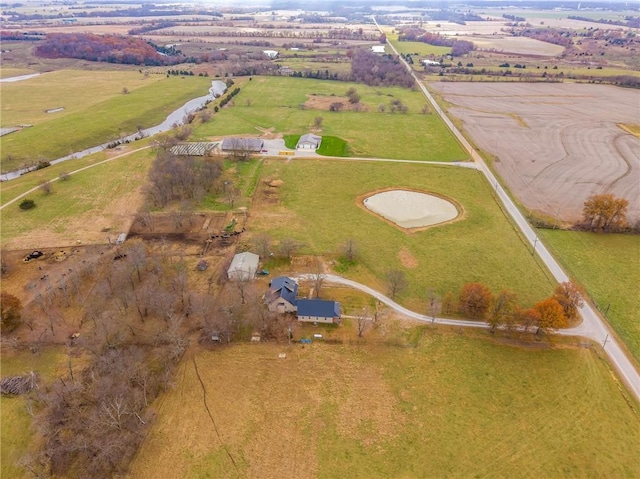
[
  {"left": 387, "top": 34, "right": 452, "bottom": 57},
  {"left": 537, "top": 229, "right": 640, "bottom": 363},
  {"left": 1, "top": 347, "right": 66, "bottom": 479},
  {"left": 0, "top": 70, "right": 167, "bottom": 126},
  {"left": 0, "top": 147, "right": 154, "bottom": 248},
  {"left": 1, "top": 73, "right": 211, "bottom": 173},
  {"left": 194, "top": 77, "right": 467, "bottom": 162},
  {"left": 253, "top": 159, "right": 554, "bottom": 310},
  {"left": 129, "top": 328, "right": 640, "bottom": 479}
]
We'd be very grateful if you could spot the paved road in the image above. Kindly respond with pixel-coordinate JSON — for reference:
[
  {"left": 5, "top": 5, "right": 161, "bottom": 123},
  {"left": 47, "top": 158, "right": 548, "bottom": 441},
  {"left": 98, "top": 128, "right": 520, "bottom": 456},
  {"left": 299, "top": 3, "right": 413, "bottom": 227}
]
[{"left": 376, "top": 20, "right": 640, "bottom": 401}]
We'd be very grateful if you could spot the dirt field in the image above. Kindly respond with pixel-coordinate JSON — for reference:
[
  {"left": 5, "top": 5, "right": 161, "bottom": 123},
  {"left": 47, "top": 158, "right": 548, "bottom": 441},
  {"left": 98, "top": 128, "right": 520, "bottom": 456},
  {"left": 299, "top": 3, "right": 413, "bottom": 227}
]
[
  {"left": 459, "top": 36, "right": 565, "bottom": 56},
  {"left": 430, "top": 82, "right": 640, "bottom": 223}
]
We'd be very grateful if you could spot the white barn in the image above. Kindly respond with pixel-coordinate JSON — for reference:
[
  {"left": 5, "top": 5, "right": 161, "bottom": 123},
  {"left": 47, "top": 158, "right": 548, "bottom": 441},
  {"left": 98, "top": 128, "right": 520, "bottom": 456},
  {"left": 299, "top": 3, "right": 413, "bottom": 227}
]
[
  {"left": 227, "top": 252, "right": 259, "bottom": 281},
  {"left": 296, "top": 133, "right": 322, "bottom": 150},
  {"left": 263, "top": 50, "right": 279, "bottom": 59}
]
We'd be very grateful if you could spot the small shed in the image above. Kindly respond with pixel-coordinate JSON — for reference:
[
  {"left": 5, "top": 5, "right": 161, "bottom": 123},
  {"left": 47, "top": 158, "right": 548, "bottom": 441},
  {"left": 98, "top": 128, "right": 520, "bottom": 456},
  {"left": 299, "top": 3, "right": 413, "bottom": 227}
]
[
  {"left": 296, "top": 133, "right": 322, "bottom": 150},
  {"left": 227, "top": 252, "right": 259, "bottom": 281},
  {"left": 371, "top": 45, "right": 386, "bottom": 54},
  {"left": 297, "top": 299, "right": 341, "bottom": 324}
]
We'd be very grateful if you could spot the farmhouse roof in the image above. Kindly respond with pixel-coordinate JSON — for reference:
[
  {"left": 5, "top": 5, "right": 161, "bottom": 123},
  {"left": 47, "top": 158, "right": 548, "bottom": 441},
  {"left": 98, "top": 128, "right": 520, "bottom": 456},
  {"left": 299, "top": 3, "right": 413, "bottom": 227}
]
[
  {"left": 296, "top": 133, "right": 322, "bottom": 149},
  {"left": 296, "top": 299, "right": 341, "bottom": 319},
  {"left": 228, "top": 252, "right": 259, "bottom": 280},
  {"left": 266, "top": 276, "right": 298, "bottom": 305},
  {"left": 371, "top": 45, "right": 386, "bottom": 54},
  {"left": 221, "top": 138, "right": 264, "bottom": 152}
]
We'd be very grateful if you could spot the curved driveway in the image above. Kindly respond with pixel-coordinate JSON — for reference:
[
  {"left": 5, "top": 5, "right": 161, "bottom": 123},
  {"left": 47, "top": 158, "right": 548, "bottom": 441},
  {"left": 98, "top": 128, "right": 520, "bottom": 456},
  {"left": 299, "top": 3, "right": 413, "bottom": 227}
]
[{"left": 376, "top": 20, "right": 640, "bottom": 401}]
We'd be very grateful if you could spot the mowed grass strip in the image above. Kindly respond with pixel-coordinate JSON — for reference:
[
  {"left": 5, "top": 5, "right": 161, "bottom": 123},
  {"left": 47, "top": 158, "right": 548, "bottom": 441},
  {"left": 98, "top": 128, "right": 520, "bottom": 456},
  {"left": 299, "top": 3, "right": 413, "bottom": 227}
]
[
  {"left": 538, "top": 229, "right": 640, "bottom": 363},
  {"left": 255, "top": 159, "right": 554, "bottom": 309},
  {"left": 0, "top": 148, "right": 154, "bottom": 247},
  {"left": 1, "top": 75, "right": 211, "bottom": 172},
  {"left": 194, "top": 76, "right": 467, "bottom": 162},
  {"left": 129, "top": 335, "right": 640, "bottom": 479}
]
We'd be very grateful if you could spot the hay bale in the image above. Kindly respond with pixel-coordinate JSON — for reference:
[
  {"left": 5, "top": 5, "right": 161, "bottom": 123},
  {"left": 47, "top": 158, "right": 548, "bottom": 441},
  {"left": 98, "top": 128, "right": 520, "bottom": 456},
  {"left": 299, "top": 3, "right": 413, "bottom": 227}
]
[{"left": 269, "top": 179, "right": 284, "bottom": 188}]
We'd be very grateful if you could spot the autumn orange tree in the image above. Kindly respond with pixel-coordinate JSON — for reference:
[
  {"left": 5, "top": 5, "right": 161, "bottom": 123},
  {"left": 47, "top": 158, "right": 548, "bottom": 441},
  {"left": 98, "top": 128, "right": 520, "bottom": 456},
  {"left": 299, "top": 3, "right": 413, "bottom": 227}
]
[
  {"left": 552, "top": 282, "right": 584, "bottom": 321},
  {"left": 533, "top": 298, "right": 567, "bottom": 334},
  {"left": 458, "top": 282, "right": 493, "bottom": 319},
  {"left": 582, "top": 193, "right": 629, "bottom": 232},
  {"left": 487, "top": 289, "right": 517, "bottom": 333}
]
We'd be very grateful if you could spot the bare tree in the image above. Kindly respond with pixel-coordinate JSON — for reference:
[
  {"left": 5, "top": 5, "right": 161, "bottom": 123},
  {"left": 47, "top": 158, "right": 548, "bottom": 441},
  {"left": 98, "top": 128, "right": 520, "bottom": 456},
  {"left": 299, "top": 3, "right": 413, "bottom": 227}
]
[
  {"left": 252, "top": 233, "right": 272, "bottom": 259},
  {"left": 225, "top": 184, "right": 240, "bottom": 209},
  {"left": 385, "top": 269, "right": 407, "bottom": 300},
  {"left": 341, "top": 238, "right": 358, "bottom": 263},
  {"left": 278, "top": 237, "right": 301, "bottom": 259},
  {"left": 312, "top": 258, "right": 326, "bottom": 299},
  {"left": 425, "top": 288, "right": 441, "bottom": 323},
  {"left": 356, "top": 307, "right": 370, "bottom": 337},
  {"left": 39, "top": 180, "right": 53, "bottom": 195},
  {"left": 313, "top": 116, "right": 323, "bottom": 130}
]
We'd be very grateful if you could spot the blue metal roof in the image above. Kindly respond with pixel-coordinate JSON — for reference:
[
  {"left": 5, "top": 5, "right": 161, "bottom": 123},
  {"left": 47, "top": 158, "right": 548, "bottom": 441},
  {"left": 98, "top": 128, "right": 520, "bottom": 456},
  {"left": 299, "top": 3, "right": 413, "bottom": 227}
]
[
  {"left": 268, "top": 276, "right": 298, "bottom": 305},
  {"left": 297, "top": 299, "right": 341, "bottom": 318}
]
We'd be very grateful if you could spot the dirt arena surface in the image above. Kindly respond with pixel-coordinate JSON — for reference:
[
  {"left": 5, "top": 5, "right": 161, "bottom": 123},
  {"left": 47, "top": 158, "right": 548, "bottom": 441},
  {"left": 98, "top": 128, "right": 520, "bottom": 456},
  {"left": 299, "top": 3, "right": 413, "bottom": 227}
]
[{"left": 430, "top": 82, "right": 640, "bottom": 222}]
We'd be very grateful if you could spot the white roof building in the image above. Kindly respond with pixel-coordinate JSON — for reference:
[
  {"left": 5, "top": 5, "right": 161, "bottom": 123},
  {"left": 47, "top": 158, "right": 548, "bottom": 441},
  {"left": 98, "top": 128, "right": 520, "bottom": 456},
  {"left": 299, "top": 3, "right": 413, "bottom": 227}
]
[
  {"left": 227, "top": 252, "right": 260, "bottom": 281},
  {"left": 263, "top": 50, "right": 279, "bottom": 59},
  {"left": 371, "top": 45, "right": 386, "bottom": 54}
]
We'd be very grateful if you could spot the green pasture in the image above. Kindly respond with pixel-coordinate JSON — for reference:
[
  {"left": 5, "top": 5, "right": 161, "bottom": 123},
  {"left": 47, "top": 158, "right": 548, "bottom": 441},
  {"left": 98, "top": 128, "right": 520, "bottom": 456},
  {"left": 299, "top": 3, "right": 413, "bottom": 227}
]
[
  {"left": 257, "top": 159, "right": 554, "bottom": 310},
  {"left": 0, "top": 148, "right": 154, "bottom": 246},
  {"left": 538, "top": 229, "right": 640, "bottom": 363},
  {"left": 195, "top": 77, "right": 467, "bottom": 162},
  {"left": 1, "top": 74, "right": 210, "bottom": 173},
  {"left": 388, "top": 37, "right": 452, "bottom": 57},
  {"left": 1, "top": 70, "right": 166, "bottom": 126},
  {"left": 130, "top": 332, "right": 640, "bottom": 479},
  {"left": 276, "top": 59, "right": 353, "bottom": 75},
  {"left": 1, "top": 347, "right": 66, "bottom": 479}
]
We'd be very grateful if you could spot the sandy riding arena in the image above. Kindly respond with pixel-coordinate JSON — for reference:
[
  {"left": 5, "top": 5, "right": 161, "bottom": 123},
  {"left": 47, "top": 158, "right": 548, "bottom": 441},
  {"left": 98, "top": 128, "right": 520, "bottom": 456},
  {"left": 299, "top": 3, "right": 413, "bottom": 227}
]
[
  {"left": 363, "top": 189, "right": 459, "bottom": 229},
  {"left": 430, "top": 82, "right": 640, "bottom": 223}
]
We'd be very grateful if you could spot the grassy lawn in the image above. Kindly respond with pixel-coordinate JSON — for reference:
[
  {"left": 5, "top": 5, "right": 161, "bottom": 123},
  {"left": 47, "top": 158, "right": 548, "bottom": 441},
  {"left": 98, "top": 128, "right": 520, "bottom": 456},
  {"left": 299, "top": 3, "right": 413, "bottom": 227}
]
[
  {"left": 254, "top": 159, "right": 554, "bottom": 310},
  {"left": 388, "top": 36, "right": 452, "bottom": 57},
  {"left": 128, "top": 330, "right": 640, "bottom": 479},
  {"left": 0, "top": 148, "right": 154, "bottom": 247},
  {"left": 1, "top": 74, "right": 211, "bottom": 172},
  {"left": 194, "top": 77, "right": 467, "bottom": 162},
  {"left": 537, "top": 229, "right": 640, "bottom": 363},
  {"left": 1, "top": 347, "right": 66, "bottom": 479}
]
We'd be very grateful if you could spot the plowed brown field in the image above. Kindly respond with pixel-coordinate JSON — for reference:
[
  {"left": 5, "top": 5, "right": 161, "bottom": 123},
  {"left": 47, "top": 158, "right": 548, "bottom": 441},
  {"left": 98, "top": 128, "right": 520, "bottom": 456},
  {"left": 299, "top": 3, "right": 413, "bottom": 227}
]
[{"left": 431, "top": 82, "right": 640, "bottom": 222}]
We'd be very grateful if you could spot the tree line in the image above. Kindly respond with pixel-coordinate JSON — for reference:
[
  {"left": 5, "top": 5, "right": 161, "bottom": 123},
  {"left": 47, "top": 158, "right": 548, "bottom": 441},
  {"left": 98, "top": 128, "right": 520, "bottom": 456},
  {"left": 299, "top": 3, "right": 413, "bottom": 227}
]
[
  {"left": 35, "top": 33, "right": 185, "bottom": 66},
  {"left": 397, "top": 28, "right": 474, "bottom": 57}
]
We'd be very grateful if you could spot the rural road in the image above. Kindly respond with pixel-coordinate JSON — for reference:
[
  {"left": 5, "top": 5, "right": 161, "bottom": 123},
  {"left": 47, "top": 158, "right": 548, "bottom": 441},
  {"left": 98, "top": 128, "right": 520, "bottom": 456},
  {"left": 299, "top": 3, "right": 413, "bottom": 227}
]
[{"left": 377, "top": 20, "right": 640, "bottom": 402}]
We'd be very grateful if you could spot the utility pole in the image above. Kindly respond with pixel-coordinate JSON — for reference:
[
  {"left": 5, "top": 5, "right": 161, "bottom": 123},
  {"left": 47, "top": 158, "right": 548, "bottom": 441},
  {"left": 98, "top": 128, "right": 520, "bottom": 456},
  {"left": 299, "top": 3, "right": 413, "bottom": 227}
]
[{"left": 602, "top": 334, "right": 610, "bottom": 348}]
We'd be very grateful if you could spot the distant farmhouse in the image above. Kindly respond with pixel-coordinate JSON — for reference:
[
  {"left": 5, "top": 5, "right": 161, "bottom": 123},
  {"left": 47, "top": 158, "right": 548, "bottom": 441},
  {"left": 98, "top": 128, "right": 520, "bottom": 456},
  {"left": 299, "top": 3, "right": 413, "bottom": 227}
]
[
  {"left": 263, "top": 50, "right": 279, "bottom": 59},
  {"left": 371, "top": 45, "right": 386, "bottom": 54},
  {"left": 296, "top": 133, "right": 322, "bottom": 150},
  {"left": 263, "top": 276, "right": 341, "bottom": 324},
  {"left": 265, "top": 276, "right": 298, "bottom": 313},
  {"left": 297, "top": 299, "right": 341, "bottom": 324},
  {"left": 422, "top": 59, "right": 441, "bottom": 67},
  {"left": 227, "top": 252, "right": 259, "bottom": 281}
]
